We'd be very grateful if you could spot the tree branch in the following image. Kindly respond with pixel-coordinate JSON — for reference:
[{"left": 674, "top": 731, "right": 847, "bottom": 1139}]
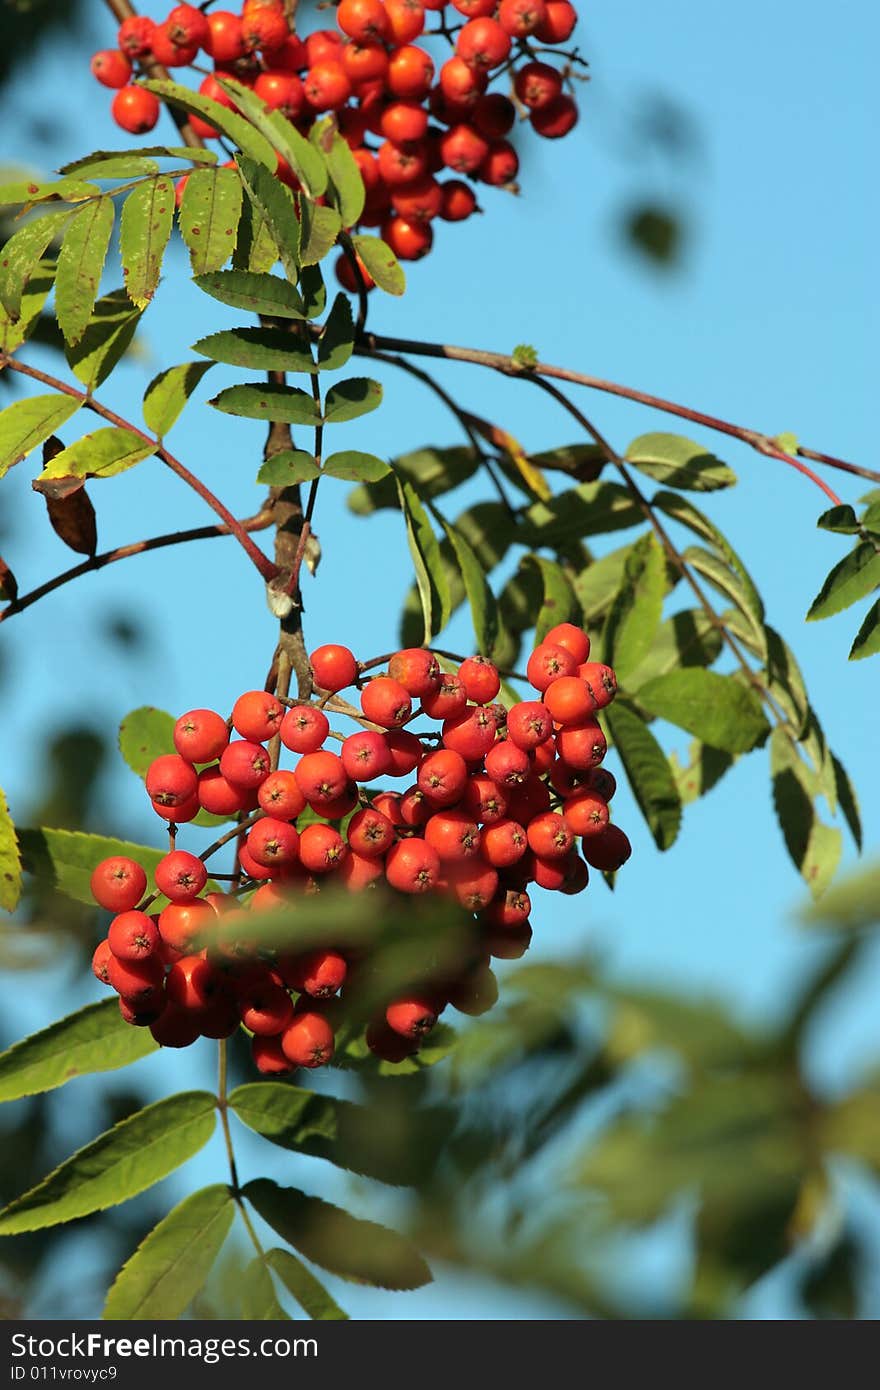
[
  {"left": 354, "top": 331, "right": 873, "bottom": 490},
  {"left": 0, "top": 354, "right": 279, "bottom": 583}
]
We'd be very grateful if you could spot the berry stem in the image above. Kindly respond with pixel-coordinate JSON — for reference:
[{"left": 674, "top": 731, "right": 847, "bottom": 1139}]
[
  {"left": 353, "top": 332, "right": 873, "bottom": 489},
  {"left": 0, "top": 508, "right": 273, "bottom": 626},
  {"left": 199, "top": 810, "right": 266, "bottom": 865},
  {"left": 217, "top": 1039, "right": 266, "bottom": 1260},
  {"left": 0, "top": 354, "right": 280, "bottom": 583}
]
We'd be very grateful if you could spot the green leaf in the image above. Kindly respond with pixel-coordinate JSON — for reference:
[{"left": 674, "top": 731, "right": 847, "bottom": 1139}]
[
  {"left": 105, "top": 1185, "right": 234, "bottom": 1320},
  {"left": 848, "top": 597, "right": 880, "bottom": 660},
  {"left": 193, "top": 326, "right": 315, "bottom": 374},
  {"left": 0, "top": 260, "right": 54, "bottom": 354},
  {"left": 0, "top": 393, "right": 81, "bottom": 479},
  {"left": 119, "top": 706, "right": 175, "bottom": 779},
  {"left": 626, "top": 610, "right": 723, "bottom": 690},
  {"left": 523, "top": 481, "right": 643, "bottom": 546},
  {"left": 313, "top": 119, "right": 365, "bottom": 227},
  {"left": 244, "top": 1180, "right": 432, "bottom": 1290},
  {"left": 141, "top": 80, "right": 276, "bottom": 169},
  {"left": 653, "top": 491, "right": 765, "bottom": 624},
  {"left": 605, "top": 703, "right": 681, "bottom": 850},
  {"left": 807, "top": 542, "right": 880, "bottom": 622},
  {"left": 299, "top": 264, "right": 327, "bottom": 320},
  {"left": 241, "top": 1257, "right": 291, "bottom": 1320},
  {"left": 0, "top": 785, "right": 21, "bottom": 914},
  {"left": 603, "top": 534, "right": 667, "bottom": 682},
  {"left": 625, "top": 432, "right": 737, "bottom": 491},
  {"left": 66, "top": 288, "right": 142, "bottom": 391},
  {"left": 267, "top": 1248, "right": 348, "bottom": 1320},
  {"left": 230, "top": 1082, "right": 436, "bottom": 1185},
  {"left": 0, "top": 178, "right": 101, "bottom": 207},
  {"left": 236, "top": 155, "right": 299, "bottom": 282},
  {"left": 347, "top": 445, "right": 479, "bottom": 515},
  {"left": 54, "top": 198, "right": 115, "bottom": 347},
  {"left": 764, "top": 626, "right": 809, "bottom": 737},
  {"left": 521, "top": 554, "right": 581, "bottom": 646},
  {"left": 59, "top": 153, "right": 162, "bottom": 180},
  {"left": 770, "top": 728, "right": 842, "bottom": 898},
  {"left": 316, "top": 293, "right": 354, "bottom": 370},
  {"left": 232, "top": 195, "right": 281, "bottom": 275},
  {"left": 530, "top": 441, "right": 605, "bottom": 478},
  {"left": 349, "top": 234, "right": 405, "bottom": 295},
  {"left": 670, "top": 740, "right": 734, "bottom": 805},
  {"left": 322, "top": 451, "right": 390, "bottom": 482},
  {"left": 17, "top": 827, "right": 167, "bottom": 905},
  {"left": 119, "top": 177, "right": 175, "bottom": 309},
  {"left": 832, "top": 753, "right": 862, "bottom": 850},
  {"left": 323, "top": 377, "right": 382, "bottom": 423},
  {"left": 193, "top": 269, "right": 306, "bottom": 319},
  {"left": 210, "top": 382, "right": 320, "bottom": 426},
  {"left": 178, "top": 166, "right": 243, "bottom": 276},
  {"left": 0, "top": 1000, "right": 156, "bottom": 1105},
  {"left": 36, "top": 426, "right": 154, "bottom": 484},
  {"left": 60, "top": 147, "right": 219, "bottom": 175},
  {"left": 572, "top": 544, "right": 633, "bottom": 625},
  {"left": 299, "top": 201, "right": 342, "bottom": 268},
  {"left": 638, "top": 669, "right": 770, "bottom": 754},
  {"left": 142, "top": 361, "right": 215, "bottom": 438},
  {"left": 0, "top": 1092, "right": 216, "bottom": 1234},
  {"left": 397, "top": 478, "right": 450, "bottom": 643},
  {"left": 802, "top": 862, "right": 880, "bottom": 931},
  {"left": 217, "top": 78, "right": 327, "bottom": 197},
  {"left": 0, "top": 208, "right": 71, "bottom": 318},
  {"left": 435, "top": 511, "right": 500, "bottom": 656},
  {"left": 817, "top": 504, "right": 860, "bottom": 535},
  {"left": 256, "top": 449, "right": 320, "bottom": 486},
  {"left": 682, "top": 545, "right": 767, "bottom": 657}
]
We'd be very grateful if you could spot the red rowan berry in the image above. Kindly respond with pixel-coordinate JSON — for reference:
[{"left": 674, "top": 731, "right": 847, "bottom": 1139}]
[
  {"left": 150, "top": 794, "right": 200, "bottom": 823},
  {"left": 451, "top": 0, "right": 496, "bottom": 14},
  {"left": 242, "top": 2, "right": 289, "bottom": 53},
  {"left": 527, "top": 641, "right": 578, "bottom": 691},
  {"left": 287, "top": 949, "right": 348, "bottom": 998},
  {"left": 273, "top": 32, "right": 308, "bottom": 71},
  {"left": 232, "top": 690, "right": 285, "bottom": 740},
  {"left": 439, "top": 56, "right": 486, "bottom": 105},
  {"left": 388, "top": 44, "right": 434, "bottom": 98},
  {"left": 90, "top": 855, "right": 147, "bottom": 913},
  {"left": 150, "top": 1005, "right": 201, "bottom": 1049},
  {"left": 556, "top": 720, "right": 607, "bottom": 770},
  {"left": 417, "top": 748, "right": 468, "bottom": 806},
  {"left": 448, "top": 860, "right": 499, "bottom": 910},
  {"left": 544, "top": 621, "right": 590, "bottom": 663},
  {"left": 219, "top": 740, "right": 270, "bottom": 789},
  {"left": 341, "top": 40, "right": 390, "bottom": 85},
  {"left": 198, "top": 765, "right": 254, "bottom": 816},
  {"left": 361, "top": 676, "right": 412, "bottom": 728},
  {"left": 563, "top": 790, "right": 609, "bottom": 837},
  {"left": 91, "top": 50, "right": 133, "bottom": 89},
  {"left": 294, "top": 750, "right": 347, "bottom": 806},
  {"left": 174, "top": 708, "right": 229, "bottom": 763},
  {"left": 531, "top": 93, "right": 578, "bottom": 138},
  {"left": 151, "top": 21, "right": 199, "bottom": 67},
  {"left": 365, "top": 1017, "right": 419, "bottom": 1061},
  {"left": 155, "top": 850, "right": 208, "bottom": 904},
  {"left": 506, "top": 701, "right": 553, "bottom": 750},
  {"left": 531, "top": 735, "right": 556, "bottom": 775},
  {"left": 534, "top": 0, "right": 577, "bottom": 42},
  {"left": 258, "top": 769, "right": 307, "bottom": 819},
  {"left": 304, "top": 60, "right": 352, "bottom": 109},
  {"left": 246, "top": 817, "right": 300, "bottom": 869},
  {"left": 165, "top": 954, "right": 225, "bottom": 1013},
  {"left": 398, "top": 784, "right": 430, "bottom": 827},
  {"left": 377, "top": 140, "right": 429, "bottom": 187},
  {"left": 168, "top": 3, "right": 210, "bottom": 48},
  {"left": 111, "top": 87, "right": 161, "bottom": 134},
  {"left": 487, "top": 920, "right": 532, "bottom": 959},
  {"left": 448, "top": 962, "right": 498, "bottom": 1015},
  {"left": 341, "top": 848, "right": 385, "bottom": 889},
  {"left": 319, "top": 782, "right": 360, "bottom": 819},
  {"left": 338, "top": 0, "right": 390, "bottom": 42},
  {"left": 347, "top": 807, "right": 396, "bottom": 857},
  {"left": 371, "top": 791, "right": 405, "bottom": 825},
  {"left": 339, "top": 730, "right": 389, "bottom": 780},
  {"left": 439, "top": 178, "right": 478, "bottom": 221},
  {"left": 92, "top": 939, "right": 114, "bottom": 984},
  {"left": 388, "top": 648, "right": 441, "bottom": 698},
  {"left": 482, "top": 887, "right": 531, "bottom": 927},
  {"left": 383, "top": 213, "right": 433, "bottom": 258},
  {"left": 440, "top": 124, "right": 490, "bottom": 174},
  {"left": 581, "top": 824, "right": 632, "bottom": 872},
  {"left": 585, "top": 767, "right": 617, "bottom": 801},
  {"left": 205, "top": 10, "right": 245, "bottom": 62},
  {"left": 249, "top": 880, "right": 296, "bottom": 913},
  {"left": 381, "top": 728, "right": 422, "bottom": 777},
  {"left": 480, "top": 818, "right": 527, "bottom": 867},
  {"left": 385, "top": 838, "right": 441, "bottom": 893},
  {"left": 198, "top": 996, "right": 241, "bottom": 1039},
  {"left": 108, "top": 910, "right": 160, "bottom": 962},
  {"left": 238, "top": 980, "right": 294, "bottom": 1035},
  {"left": 386, "top": 996, "right": 438, "bottom": 1038},
  {"left": 391, "top": 176, "right": 443, "bottom": 222},
  {"left": 479, "top": 139, "right": 519, "bottom": 186},
  {"left": 107, "top": 954, "right": 164, "bottom": 1005},
  {"left": 424, "top": 808, "right": 481, "bottom": 861},
  {"left": 280, "top": 705, "right": 330, "bottom": 753},
  {"left": 146, "top": 754, "right": 198, "bottom": 808},
  {"left": 499, "top": 0, "right": 547, "bottom": 37},
  {"left": 527, "top": 811, "right": 574, "bottom": 859},
  {"left": 252, "top": 1034, "right": 294, "bottom": 1073},
  {"left": 305, "top": 28, "right": 343, "bottom": 65},
  {"left": 386, "top": 0, "right": 426, "bottom": 43},
  {"left": 577, "top": 661, "right": 618, "bottom": 709},
  {"left": 456, "top": 17, "right": 511, "bottom": 69},
  {"left": 158, "top": 898, "right": 217, "bottom": 955},
  {"left": 442, "top": 705, "right": 496, "bottom": 759},
  {"left": 299, "top": 823, "right": 348, "bottom": 874},
  {"left": 544, "top": 675, "right": 596, "bottom": 726},
  {"left": 457, "top": 655, "right": 501, "bottom": 704},
  {"left": 311, "top": 643, "right": 358, "bottom": 692},
  {"left": 560, "top": 853, "right": 589, "bottom": 894},
  {"left": 484, "top": 740, "right": 530, "bottom": 786},
  {"left": 281, "top": 1011, "right": 335, "bottom": 1066},
  {"left": 117, "top": 15, "right": 155, "bottom": 58},
  {"left": 119, "top": 996, "right": 166, "bottom": 1027},
  {"left": 506, "top": 773, "right": 552, "bottom": 822},
  {"left": 237, "top": 842, "right": 273, "bottom": 882},
  {"left": 421, "top": 674, "right": 468, "bottom": 721},
  {"left": 461, "top": 773, "right": 508, "bottom": 823}
]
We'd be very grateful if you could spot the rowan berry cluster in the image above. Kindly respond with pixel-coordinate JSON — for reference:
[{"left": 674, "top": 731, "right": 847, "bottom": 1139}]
[
  {"left": 90, "top": 623, "right": 629, "bottom": 1072},
  {"left": 91, "top": 0, "right": 584, "bottom": 275}
]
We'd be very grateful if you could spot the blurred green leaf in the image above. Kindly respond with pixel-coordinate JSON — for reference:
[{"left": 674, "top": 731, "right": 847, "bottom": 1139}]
[
  {"left": 104, "top": 1185, "right": 234, "bottom": 1320},
  {"left": 267, "top": 1248, "right": 348, "bottom": 1320},
  {"left": 0, "top": 1000, "right": 156, "bottom": 1103},
  {"left": 0, "top": 784, "right": 21, "bottom": 913},
  {"left": 637, "top": 669, "right": 770, "bottom": 753},
  {"left": 625, "top": 433, "right": 736, "bottom": 491}
]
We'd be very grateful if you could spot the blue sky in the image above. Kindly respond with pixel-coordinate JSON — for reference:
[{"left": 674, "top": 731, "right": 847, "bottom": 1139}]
[{"left": 0, "top": 0, "right": 877, "bottom": 1318}]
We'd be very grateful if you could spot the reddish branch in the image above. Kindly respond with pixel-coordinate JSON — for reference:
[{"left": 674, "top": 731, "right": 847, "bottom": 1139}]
[
  {"left": 0, "top": 509, "right": 273, "bottom": 625},
  {"left": 355, "top": 331, "right": 873, "bottom": 494},
  {"left": 0, "top": 354, "right": 279, "bottom": 583}
]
